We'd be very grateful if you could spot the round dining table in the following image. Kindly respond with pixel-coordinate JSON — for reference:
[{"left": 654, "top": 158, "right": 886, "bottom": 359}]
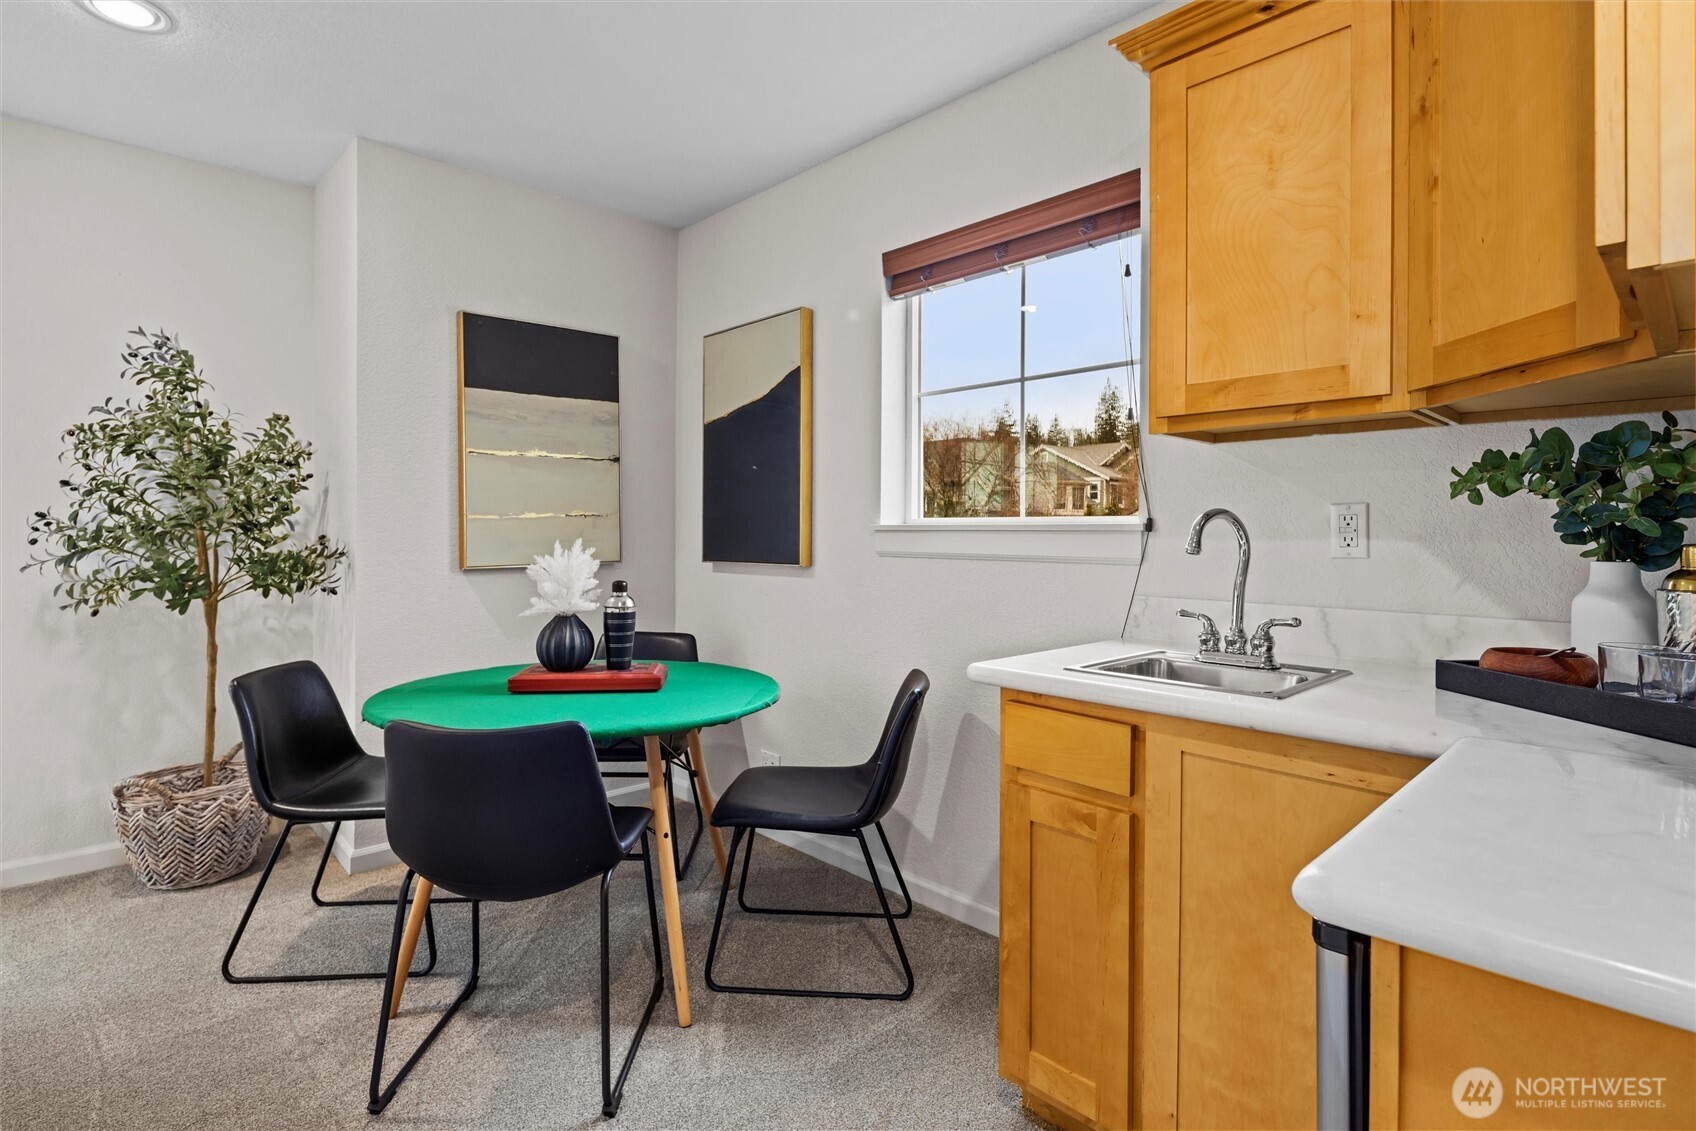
[{"left": 362, "top": 660, "right": 780, "bottom": 1028}]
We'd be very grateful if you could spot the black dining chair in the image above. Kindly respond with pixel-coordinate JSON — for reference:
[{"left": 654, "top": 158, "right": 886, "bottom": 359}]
[
  {"left": 592, "top": 630, "right": 704, "bottom": 875},
  {"left": 224, "top": 660, "right": 441, "bottom": 984},
  {"left": 369, "top": 720, "right": 663, "bottom": 1119},
  {"left": 704, "top": 669, "right": 929, "bottom": 1001}
]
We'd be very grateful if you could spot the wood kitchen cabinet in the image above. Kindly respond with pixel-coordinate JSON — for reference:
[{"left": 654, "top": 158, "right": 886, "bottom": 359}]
[
  {"left": 1596, "top": 1, "right": 1695, "bottom": 358},
  {"left": 1374, "top": 944, "right": 1696, "bottom": 1130},
  {"left": 999, "top": 701, "right": 1135, "bottom": 1130},
  {"left": 1135, "top": 0, "right": 1405, "bottom": 438},
  {"left": 1142, "top": 725, "right": 1420, "bottom": 1130},
  {"left": 1405, "top": 0, "right": 1640, "bottom": 405},
  {"left": 1113, "top": 0, "right": 1694, "bottom": 442},
  {"left": 996, "top": 691, "right": 1424, "bottom": 1130}
]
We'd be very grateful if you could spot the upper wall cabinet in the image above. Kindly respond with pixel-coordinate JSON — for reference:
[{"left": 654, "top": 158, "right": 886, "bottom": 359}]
[
  {"left": 1114, "top": 0, "right": 1695, "bottom": 442},
  {"left": 1136, "top": 1, "right": 1402, "bottom": 438},
  {"left": 1405, "top": 0, "right": 1636, "bottom": 401},
  {"left": 1596, "top": 0, "right": 1696, "bottom": 356}
]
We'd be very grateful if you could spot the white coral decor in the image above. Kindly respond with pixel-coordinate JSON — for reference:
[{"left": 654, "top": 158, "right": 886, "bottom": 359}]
[{"left": 520, "top": 539, "right": 602, "bottom": 618}]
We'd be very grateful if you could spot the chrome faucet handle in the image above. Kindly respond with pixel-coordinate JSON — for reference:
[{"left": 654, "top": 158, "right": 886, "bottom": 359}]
[
  {"left": 1249, "top": 616, "right": 1302, "bottom": 662},
  {"left": 1178, "top": 608, "right": 1222, "bottom": 653}
]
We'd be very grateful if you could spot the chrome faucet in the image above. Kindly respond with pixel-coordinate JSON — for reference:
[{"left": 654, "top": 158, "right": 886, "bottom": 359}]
[{"left": 1178, "top": 508, "right": 1301, "bottom": 670}]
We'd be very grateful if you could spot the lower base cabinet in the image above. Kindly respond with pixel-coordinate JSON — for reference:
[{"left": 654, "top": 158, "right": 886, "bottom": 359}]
[
  {"left": 995, "top": 690, "right": 1691, "bottom": 1131},
  {"left": 1377, "top": 944, "right": 1696, "bottom": 1131},
  {"left": 996, "top": 690, "right": 1422, "bottom": 1130}
]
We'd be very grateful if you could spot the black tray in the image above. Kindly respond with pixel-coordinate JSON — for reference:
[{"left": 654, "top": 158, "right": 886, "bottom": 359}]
[{"left": 1435, "top": 660, "right": 1695, "bottom": 748}]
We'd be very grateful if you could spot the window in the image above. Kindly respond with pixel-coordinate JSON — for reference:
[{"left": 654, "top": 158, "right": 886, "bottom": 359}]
[{"left": 908, "top": 234, "right": 1141, "bottom": 521}]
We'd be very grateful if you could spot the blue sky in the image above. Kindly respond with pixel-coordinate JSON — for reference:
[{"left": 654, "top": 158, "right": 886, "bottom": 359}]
[{"left": 918, "top": 236, "right": 1138, "bottom": 439}]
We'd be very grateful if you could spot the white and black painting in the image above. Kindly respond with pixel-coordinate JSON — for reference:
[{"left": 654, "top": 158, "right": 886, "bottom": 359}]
[
  {"left": 702, "top": 308, "right": 812, "bottom": 566},
  {"left": 459, "top": 312, "right": 620, "bottom": 568}
]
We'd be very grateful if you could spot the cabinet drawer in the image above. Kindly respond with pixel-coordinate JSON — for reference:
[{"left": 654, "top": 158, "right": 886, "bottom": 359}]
[{"left": 1003, "top": 703, "right": 1134, "bottom": 796}]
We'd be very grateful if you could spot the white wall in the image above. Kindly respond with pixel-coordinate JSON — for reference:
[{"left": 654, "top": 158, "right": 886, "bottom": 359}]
[
  {"left": 312, "top": 143, "right": 359, "bottom": 712},
  {"left": 346, "top": 140, "right": 679, "bottom": 737},
  {"left": 1, "top": 119, "right": 318, "bottom": 881},
  {"left": 1, "top": 129, "right": 681, "bottom": 882},
  {"left": 673, "top": 17, "right": 1647, "bottom": 929}
]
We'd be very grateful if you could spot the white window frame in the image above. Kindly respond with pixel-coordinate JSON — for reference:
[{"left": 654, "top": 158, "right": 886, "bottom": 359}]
[{"left": 874, "top": 232, "right": 1147, "bottom": 564}]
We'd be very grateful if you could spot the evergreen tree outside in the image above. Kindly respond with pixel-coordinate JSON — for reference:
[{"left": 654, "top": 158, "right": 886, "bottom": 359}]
[{"left": 1092, "top": 380, "right": 1126, "bottom": 444}]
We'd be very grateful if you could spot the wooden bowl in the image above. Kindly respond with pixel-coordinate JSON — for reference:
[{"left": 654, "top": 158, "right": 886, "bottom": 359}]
[{"left": 1479, "top": 646, "right": 1599, "bottom": 687}]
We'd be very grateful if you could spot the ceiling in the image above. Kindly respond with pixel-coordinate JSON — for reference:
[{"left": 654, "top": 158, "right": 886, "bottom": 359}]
[{"left": 1, "top": 0, "right": 1157, "bottom": 228}]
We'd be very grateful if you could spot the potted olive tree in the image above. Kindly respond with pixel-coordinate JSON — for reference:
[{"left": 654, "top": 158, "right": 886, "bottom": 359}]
[
  {"left": 25, "top": 330, "right": 346, "bottom": 890},
  {"left": 1450, "top": 414, "right": 1694, "bottom": 656}
]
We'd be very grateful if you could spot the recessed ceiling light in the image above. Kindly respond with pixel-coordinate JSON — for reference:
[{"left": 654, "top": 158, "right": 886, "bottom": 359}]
[{"left": 77, "top": 0, "right": 173, "bottom": 33}]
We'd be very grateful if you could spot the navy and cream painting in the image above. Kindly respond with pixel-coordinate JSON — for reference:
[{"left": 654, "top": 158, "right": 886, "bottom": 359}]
[
  {"left": 458, "top": 312, "right": 621, "bottom": 568},
  {"left": 702, "top": 308, "right": 812, "bottom": 566}
]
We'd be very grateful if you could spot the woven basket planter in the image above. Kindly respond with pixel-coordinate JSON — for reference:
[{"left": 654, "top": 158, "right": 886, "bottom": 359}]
[{"left": 111, "top": 743, "right": 268, "bottom": 891}]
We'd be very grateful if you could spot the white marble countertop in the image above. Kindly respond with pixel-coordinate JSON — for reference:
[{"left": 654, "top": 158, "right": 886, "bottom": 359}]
[
  {"left": 1294, "top": 737, "right": 1696, "bottom": 1032},
  {"left": 969, "top": 638, "right": 1696, "bottom": 1030},
  {"left": 966, "top": 639, "right": 1690, "bottom": 763}
]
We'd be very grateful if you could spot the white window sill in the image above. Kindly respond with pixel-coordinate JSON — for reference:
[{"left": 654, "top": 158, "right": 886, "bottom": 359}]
[{"left": 871, "top": 519, "right": 1148, "bottom": 564}]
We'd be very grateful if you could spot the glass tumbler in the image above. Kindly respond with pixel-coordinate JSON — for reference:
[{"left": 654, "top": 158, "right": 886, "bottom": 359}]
[
  {"left": 1597, "top": 642, "right": 1653, "bottom": 694},
  {"left": 1638, "top": 648, "right": 1696, "bottom": 705}
]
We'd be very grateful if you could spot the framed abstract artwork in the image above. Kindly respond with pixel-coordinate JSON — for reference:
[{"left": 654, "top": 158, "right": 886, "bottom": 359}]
[
  {"left": 457, "top": 312, "right": 621, "bottom": 569},
  {"left": 702, "top": 307, "right": 813, "bottom": 566}
]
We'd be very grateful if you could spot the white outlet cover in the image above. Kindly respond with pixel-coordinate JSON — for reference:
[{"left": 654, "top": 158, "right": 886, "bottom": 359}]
[
  {"left": 758, "top": 749, "right": 782, "bottom": 766},
  {"left": 1330, "top": 502, "right": 1368, "bottom": 559}
]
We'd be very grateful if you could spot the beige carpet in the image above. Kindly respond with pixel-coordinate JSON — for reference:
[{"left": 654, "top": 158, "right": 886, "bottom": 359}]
[{"left": 1, "top": 812, "right": 1030, "bottom": 1130}]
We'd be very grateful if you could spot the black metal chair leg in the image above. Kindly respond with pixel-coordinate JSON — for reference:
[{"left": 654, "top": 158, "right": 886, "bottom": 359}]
[
  {"left": 735, "top": 820, "right": 913, "bottom": 919},
  {"left": 369, "top": 876, "right": 481, "bottom": 1115},
  {"left": 601, "top": 831, "right": 666, "bottom": 1118},
  {"left": 705, "top": 824, "right": 914, "bottom": 1001},
  {"left": 223, "top": 820, "right": 439, "bottom": 984},
  {"left": 664, "top": 761, "right": 683, "bottom": 877},
  {"left": 703, "top": 826, "right": 747, "bottom": 994},
  {"left": 675, "top": 756, "right": 704, "bottom": 877}
]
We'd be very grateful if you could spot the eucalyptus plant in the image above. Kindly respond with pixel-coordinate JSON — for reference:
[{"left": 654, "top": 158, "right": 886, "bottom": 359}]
[
  {"left": 24, "top": 330, "right": 346, "bottom": 787},
  {"left": 1449, "top": 414, "right": 1695, "bottom": 571}
]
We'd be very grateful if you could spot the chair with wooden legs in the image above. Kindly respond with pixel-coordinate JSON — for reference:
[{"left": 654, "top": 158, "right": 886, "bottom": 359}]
[
  {"left": 592, "top": 631, "right": 705, "bottom": 875},
  {"left": 369, "top": 720, "right": 663, "bottom": 1119}
]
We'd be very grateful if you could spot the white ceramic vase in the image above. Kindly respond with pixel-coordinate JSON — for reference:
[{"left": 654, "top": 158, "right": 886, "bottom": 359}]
[{"left": 1570, "top": 560, "right": 1657, "bottom": 658}]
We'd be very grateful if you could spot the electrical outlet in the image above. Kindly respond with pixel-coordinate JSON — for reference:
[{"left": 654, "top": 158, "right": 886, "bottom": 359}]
[
  {"left": 757, "top": 749, "right": 782, "bottom": 767},
  {"left": 1330, "top": 502, "right": 1369, "bottom": 559}
]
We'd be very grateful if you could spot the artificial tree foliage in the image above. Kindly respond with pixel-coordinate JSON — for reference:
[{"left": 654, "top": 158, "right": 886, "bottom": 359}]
[
  {"left": 25, "top": 330, "right": 346, "bottom": 787},
  {"left": 1450, "top": 414, "right": 1695, "bottom": 571}
]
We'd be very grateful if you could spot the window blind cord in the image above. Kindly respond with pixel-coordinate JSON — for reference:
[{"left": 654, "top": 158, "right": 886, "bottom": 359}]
[{"left": 1117, "top": 238, "right": 1153, "bottom": 640}]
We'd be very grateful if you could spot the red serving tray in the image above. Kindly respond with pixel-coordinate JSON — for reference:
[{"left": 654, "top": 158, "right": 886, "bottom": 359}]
[{"left": 507, "top": 662, "right": 668, "bottom": 693}]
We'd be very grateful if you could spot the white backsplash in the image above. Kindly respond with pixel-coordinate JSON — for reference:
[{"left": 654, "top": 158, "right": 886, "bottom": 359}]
[{"left": 1123, "top": 595, "right": 1569, "bottom": 667}]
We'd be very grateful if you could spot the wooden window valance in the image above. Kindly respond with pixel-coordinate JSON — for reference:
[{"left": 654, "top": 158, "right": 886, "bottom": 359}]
[{"left": 882, "top": 171, "right": 1141, "bottom": 298}]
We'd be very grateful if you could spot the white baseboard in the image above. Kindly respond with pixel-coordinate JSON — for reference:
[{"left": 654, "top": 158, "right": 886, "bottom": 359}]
[
  {"left": 757, "top": 828, "right": 1000, "bottom": 937},
  {"left": 0, "top": 842, "right": 128, "bottom": 889},
  {"left": 0, "top": 785, "right": 1002, "bottom": 941}
]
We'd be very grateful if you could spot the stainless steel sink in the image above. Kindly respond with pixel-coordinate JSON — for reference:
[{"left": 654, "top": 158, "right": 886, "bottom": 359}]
[{"left": 1065, "top": 650, "right": 1351, "bottom": 699}]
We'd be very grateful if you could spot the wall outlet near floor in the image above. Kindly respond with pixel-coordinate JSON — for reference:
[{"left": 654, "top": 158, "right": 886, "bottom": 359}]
[
  {"left": 1330, "top": 502, "right": 1369, "bottom": 559},
  {"left": 757, "top": 749, "right": 782, "bottom": 767}
]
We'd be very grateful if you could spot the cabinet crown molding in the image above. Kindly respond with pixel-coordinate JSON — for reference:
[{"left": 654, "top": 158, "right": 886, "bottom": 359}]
[{"left": 1109, "top": 0, "right": 1312, "bottom": 71}]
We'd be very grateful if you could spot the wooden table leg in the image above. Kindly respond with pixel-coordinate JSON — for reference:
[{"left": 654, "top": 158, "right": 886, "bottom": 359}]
[
  {"left": 686, "top": 729, "right": 729, "bottom": 876},
  {"left": 388, "top": 878, "right": 434, "bottom": 1019},
  {"left": 646, "top": 735, "right": 692, "bottom": 1027}
]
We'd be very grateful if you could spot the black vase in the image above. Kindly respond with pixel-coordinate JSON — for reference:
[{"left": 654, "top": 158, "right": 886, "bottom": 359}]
[{"left": 536, "top": 613, "right": 594, "bottom": 672}]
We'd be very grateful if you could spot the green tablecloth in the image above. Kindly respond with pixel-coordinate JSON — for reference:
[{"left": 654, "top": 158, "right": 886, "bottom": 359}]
[{"left": 360, "top": 661, "right": 780, "bottom": 741}]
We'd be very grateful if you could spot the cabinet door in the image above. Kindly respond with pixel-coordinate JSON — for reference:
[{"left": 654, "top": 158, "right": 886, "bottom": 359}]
[
  {"left": 1149, "top": 0, "right": 1393, "bottom": 419},
  {"left": 1000, "top": 774, "right": 1133, "bottom": 1129},
  {"left": 1141, "top": 729, "right": 1419, "bottom": 1131},
  {"left": 1407, "top": 0, "right": 1632, "bottom": 392}
]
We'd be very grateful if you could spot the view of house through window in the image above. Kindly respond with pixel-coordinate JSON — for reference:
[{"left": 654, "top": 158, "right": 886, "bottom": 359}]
[{"left": 913, "top": 235, "right": 1140, "bottom": 520}]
